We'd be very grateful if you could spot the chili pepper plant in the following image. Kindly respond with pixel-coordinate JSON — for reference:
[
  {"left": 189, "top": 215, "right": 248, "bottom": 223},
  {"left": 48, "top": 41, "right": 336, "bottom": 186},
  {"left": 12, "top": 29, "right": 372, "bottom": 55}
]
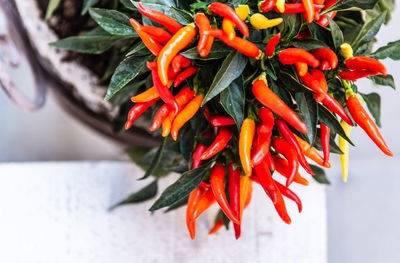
[{"left": 49, "top": 0, "right": 398, "bottom": 238}]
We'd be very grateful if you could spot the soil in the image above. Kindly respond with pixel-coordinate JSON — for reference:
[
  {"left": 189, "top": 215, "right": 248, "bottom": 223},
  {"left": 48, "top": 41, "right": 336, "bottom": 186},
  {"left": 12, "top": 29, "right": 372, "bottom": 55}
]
[{"left": 36, "top": 0, "right": 112, "bottom": 78}]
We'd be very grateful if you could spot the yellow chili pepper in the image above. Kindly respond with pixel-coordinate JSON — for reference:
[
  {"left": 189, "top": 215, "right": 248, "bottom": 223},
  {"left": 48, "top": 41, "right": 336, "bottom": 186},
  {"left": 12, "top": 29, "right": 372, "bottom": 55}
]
[
  {"left": 250, "top": 13, "right": 283, "bottom": 30},
  {"left": 339, "top": 120, "right": 352, "bottom": 182},
  {"left": 239, "top": 118, "right": 256, "bottom": 176},
  {"left": 222, "top": 5, "right": 249, "bottom": 41},
  {"left": 162, "top": 111, "right": 175, "bottom": 137},
  {"left": 276, "top": 0, "right": 286, "bottom": 13},
  {"left": 235, "top": 5, "right": 250, "bottom": 20},
  {"left": 340, "top": 43, "right": 353, "bottom": 59}
]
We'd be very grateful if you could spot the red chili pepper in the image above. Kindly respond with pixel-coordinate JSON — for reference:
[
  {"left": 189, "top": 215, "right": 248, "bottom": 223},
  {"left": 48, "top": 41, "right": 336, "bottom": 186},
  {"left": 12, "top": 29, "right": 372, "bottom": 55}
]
[
  {"left": 209, "top": 116, "right": 236, "bottom": 127},
  {"left": 201, "top": 127, "right": 232, "bottom": 160},
  {"left": 140, "top": 25, "right": 172, "bottom": 44},
  {"left": 312, "top": 48, "right": 338, "bottom": 69},
  {"left": 209, "top": 29, "right": 261, "bottom": 58},
  {"left": 201, "top": 33, "right": 215, "bottom": 57},
  {"left": 151, "top": 69, "right": 179, "bottom": 114},
  {"left": 191, "top": 131, "right": 213, "bottom": 169},
  {"left": 254, "top": 161, "right": 278, "bottom": 203},
  {"left": 294, "top": 30, "right": 312, "bottom": 40},
  {"left": 299, "top": 72, "right": 326, "bottom": 102},
  {"left": 273, "top": 155, "right": 309, "bottom": 186},
  {"left": 251, "top": 123, "right": 273, "bottom": 166},
  {"left": 317, "top": 11, "right": 337, "bottom": 27},
  {"left": 252, "top": 75, "right": 308, "bottom": 134},
  {"left": 208, "top": 218, "right": 224, "bottom": 235},
  {"left": 259, "top": 0, "right": 277, "bottom": 12},
  {"left": 125, "top": 98, "right": 159, "bottom": 130},
  {"left": 274, "top": 180, "right": 303, "bottom": 213},
  {"left": 320, "top": 122, "right": 331, "bottom": 166},
  {"left": 208, "top": 2, "right": 249, "bottom": 38},
  {"left": 186, "top": 186, "right": 204, "bottom": 239},
  {"left": 265, "top": 151, "right": 276, "bottom": 171},
  {"left": 275, "top": 119, "right": 314, "bottom": 175},
  {"left": 171, "top": 55, "right": 191, "bottom": 75},
  {"left": 150, "top": 87, "right": 194, "bottom": 131},
  {"left": 339, "top": 70, "right": 377, "bottom": 81},
  {"left": 210, "top": 164, "right": 240, "bottom": 224},
  {"left": 137, "top": 2, "right": 182, "bottom": 34},
  {"left": 129, "top": 18, "right": 163, "bottom": 56},
  {"left": 192, "top": 188, "right": 216, "bottom": 221},
  {"left": 310, "top": 69, "right": 328, "bottom": 93},
  {"left": 158, "top": 24, "right": 197, "bottom": 86},
  {"left": 228, "top": 163, "right": 242, "bottom": 239},
  {"left": 272, "top": 137, "right": 300, "bottom": 187},
  {"left": 347, "top": 95, "right": 393, "bottom": 156},
  {"left": 321, "top": 93, "right": 354, "bottom": 126},
  {"left": 265, "top": 33, "right": 281, "bottom": 58},
  {"left": 174, "top": 66, "right": 198, "bottom": 87},
  {"left": 275, "top": 3, "right": 324, "bottom": 13},
  {"left": 295, "top": 62, "right": 308, "bottom": 77},
  {"left": 199, "top": 181, "right": 211, "bottom": 189},
  {"left": 319, "top": 60, "right": 331, "bottom": 70},
  {"left": 279, "top": 48, "right": 320, "bottom": 68}
]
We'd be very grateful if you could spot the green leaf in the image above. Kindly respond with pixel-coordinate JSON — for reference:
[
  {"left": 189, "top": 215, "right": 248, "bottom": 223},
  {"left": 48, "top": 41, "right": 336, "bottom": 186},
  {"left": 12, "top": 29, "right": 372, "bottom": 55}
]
[
  {"left": 125, "top": 42, "right": 148, "bottom": 57},
  {"left": 309, "top": 165, "right": 330, "bottom": 184},
  {"left": 89, "top": 8, "right": 137, "bottom": 36},
  {"left": 220, "top": 76, "right": 245, "bottom": 130},
  {"left": 351, "top": 11, "right": 387, "bottom": 53},
  {"left": 49, "top": 35, "right": 126, "bottom": 54},
  {"left": 292, "top": 39, "right": 329, "bottom": 51},
  {"left": 104, "top": 54, "right": 151, "bottom": 100},
  {"left": 202, "top": 51, "right": 247, "bottom": 106},
  {"left": 279, "top": 72, "right": 314, "bottom": 93},
  {"left": 321, "top": 0, "right": 379, "bottom": 15},
  {"left": 328, "top": 16, "right": 344, "bottom": 51},
  {"left": 295, "top": 92, "right": 318, "bottom": 146},
  {"left": 120, "top": 0, "right": 137, "bottom": 10},
  {"left": 181, "top": 41, "right": 233, "bottom": 60},
  {"left": 110, "top": 180, "right": 158, "bottom": 210},
  {"left": 359, "top": 92, "right": 381, "bottom": 127},
  {"left": 170, "top": 7, "right": 193, "bottom": 25},
  {"left": 280, "top": 13, "right": 302, "bottom": 41},
  {"left": 318, "top": 105, "right": 354, "bottom": 145},
  {"left": 82, "top": 0, "right": 100, "bottom": 15},
  {"left": 368, "top": 74, "right": 395, "bottom": 89},
  {"left": 180, "top": 127, "right": 196, "bottom": 162},
  {"left": 164, "top": 196, "right": 188, "bottom": 213},
  {"left": 370, "top": 40, "right": 400, "bottom": 60},
  {"left": 45, "top": 0, "right": 61, "bottom": 20},
  {"left": 149, "top": 160, "right": 214, "bottom": 211},
  {"left": 139, "top": 138, "right": 167, "bottom": 180}
]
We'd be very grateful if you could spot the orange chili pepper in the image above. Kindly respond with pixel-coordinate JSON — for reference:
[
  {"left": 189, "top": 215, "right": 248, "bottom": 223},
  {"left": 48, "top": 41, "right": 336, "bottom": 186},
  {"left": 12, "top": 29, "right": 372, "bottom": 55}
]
[
  {"left": 162, "top": 111, "right": 175, "bottom": 137},
  {"left": 239, "top": 118, "right": 256, "bottom": 176},
  {"left": 158, "top": 24, "right": 197, "bottom": 86},
  {"left": 129, "top": 18, "right": 163, "bottom": 56},
  {"left": 222, "top": 18, "right": 236, "bottom": 41},
  {"left": 208, "top": 218, "right": 224, "bottom": 235},
  {"left": 302, "top": 0, "right": 315, "bottom": 23},
  {"left": 130, "top": 86, "right": 159, "bottom": 103},
  {"left": 186, "top": 186, "right": 205, "bottom": 239},
  {"left": 295, "top": 62, "right": 308, "bottom": 77},
  {"left": 192, "top": 188, "right": 216, "bottom": 220},
  {"left": 294, "top": 134, "right": 331, "bottom": 168},
  {"left": 272, "top": 155, "right": 309, "bottom": 186},
  {"left": 171, "top": 94, "right": 203, "bottom": 141},
  {"left": 239, "top": 175, "right": 251, "bottom": 220}
]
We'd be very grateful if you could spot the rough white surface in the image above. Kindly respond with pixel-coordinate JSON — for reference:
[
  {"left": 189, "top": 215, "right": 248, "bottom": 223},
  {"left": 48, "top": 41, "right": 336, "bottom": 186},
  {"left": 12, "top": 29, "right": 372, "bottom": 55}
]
[{"left": 0, "top": 162, "right": 327, "bottom": 263}]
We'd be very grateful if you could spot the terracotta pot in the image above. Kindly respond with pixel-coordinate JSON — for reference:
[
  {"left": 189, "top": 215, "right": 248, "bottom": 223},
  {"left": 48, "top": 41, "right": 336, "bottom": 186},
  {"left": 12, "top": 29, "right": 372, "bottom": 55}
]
[{"left": 0, "top": 0, "right": 160, "bottom": 148}]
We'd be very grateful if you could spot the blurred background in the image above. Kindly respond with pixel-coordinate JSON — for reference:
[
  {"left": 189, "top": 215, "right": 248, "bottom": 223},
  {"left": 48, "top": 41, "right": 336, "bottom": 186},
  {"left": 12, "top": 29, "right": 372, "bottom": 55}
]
[{"left": 0, "top": 2, "right": 399, "bottom": 263}]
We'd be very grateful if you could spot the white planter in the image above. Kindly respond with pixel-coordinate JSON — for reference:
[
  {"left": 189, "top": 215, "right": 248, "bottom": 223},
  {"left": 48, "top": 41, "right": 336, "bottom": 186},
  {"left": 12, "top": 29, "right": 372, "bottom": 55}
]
[{"left": 0, "top": 162, "right": 327, "bottom": 263}]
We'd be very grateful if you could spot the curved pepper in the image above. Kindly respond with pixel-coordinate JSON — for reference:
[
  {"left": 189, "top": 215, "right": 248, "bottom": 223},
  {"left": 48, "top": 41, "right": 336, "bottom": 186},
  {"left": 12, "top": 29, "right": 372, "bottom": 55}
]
[
  {"left": 276, "top": 119, "right": 314, "bottom": 175},
  {"left": 273, "top": 155, "right": 309, "bottom": 185},
  {"left": 339, "top": 120, "right": 351, "bottom": 182},
  {"left": 210, "top": 164, "right": 240, "bottom": 224},
  {"left": 310, "top": 69, "right": 328, "bottom": 93},
  {"left": 171, "top": 94, "right": 203, "bottom": 141},
  {"left": 319, "top": 60, "right": 331, "bottom": 70},
  {"left": 191, "top": 131, "right": 213, "bottom": 169},
  {"left": 129, "top": 18, "right": 163, "bottom": 56},
  {"left": 208, "top": 2, "right": 249, "bottom": 38},
  {"left": 254, "top": 160, "right": 278, "bottom": 203},
  {"left": 274, "top": 180, "right": 303, "bottom": 213},
  {"left": 272, "top": 137, "right": 299, "bottom": 187},
  {"left": 299, "top": 72, "right": 326, "bottom": 102},
  {"left": 279, "top": 48, "right": 320, "bottom": 68},
  {"left": 208, "top": 218, "right": 224, "bottom": 235},
  {"left": 321, "top": 93, "right": 353, "bottom": 126},
  {"left": 320, "top": 123, "right": 331, "bottom": 166},
  {"left": 239, "top": 118, "right": 256, "bottom": 176},
  {"left": 346, "top": 95, "right": 393, "bottom": 156},
  {"left": 209, "top": 29, "right": 261, "bottom": 58},
  {"left": 125, "top": 98, "right": 159, "bottom": 130},
  {"left": 345, "top": 56, "right": 387, "bottom": 76},
  {"left": 195, "top": 13, "right": 212, "bottom": 56},
  {"left": 251, "top": 122, "right": 273, "bottom": 166},
  {"left": 252, "top": 74, "right": 308, "bottom": 134},
  {"left": 131, "top": 86, "right": 159, "bottom": 103},
  {"left": 137, "top": 2, "right": 182, "bottom": 34},
  {"left": 312, "top": 48, "right": 338, "bottom": 69},
  {"left": 265, "top": 151, "right": 276, "bottom": 171},
  {"left": 228, "top": 163, "right": 242, "bottom": 239},
  {"left": 158, "top": 24, "right": 197, "bottom": 86},
  {"left": 141, "top": 25, "right": 172, "bottom": 44},
  {"left": 339, "top": 70, "right": 377, "bottom": 81},
  {"left": 259, "top": 0, "right": 278, "bottom": 12},
  {"left": 201, "top": 127, "right": 233, "bottom": 160},
  {"left": 174, "top": 66, "right": 198, "bottom": 87},
  {"left": 265, "top": 33, "right": 281, "bottom": 58},
  {"left": 186, "top": 186, "right": 205, "bottom": 239},
  {"left": 302, "top": 0, "right": 315, "bottom": 23},
  {"left": 250, "top": 13, "right": 283, "bottom": 30},
  {"left": 171, "top": 55, "right": 191, "bottom": 74},
  {"left": 294, "top": 134, "right": 331, "bottom": 168},
  {"left": 239, "top": 175, "right": 251, "bottom": 220},
  {"left": 151, "top": 69, "right": 179, "bottom": 114}
]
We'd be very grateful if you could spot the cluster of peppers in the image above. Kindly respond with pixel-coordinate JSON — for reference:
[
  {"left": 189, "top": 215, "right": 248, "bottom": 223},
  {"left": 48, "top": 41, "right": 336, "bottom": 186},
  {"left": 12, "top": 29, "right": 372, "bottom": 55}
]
[{"left": 125, "top": 2, "right": 393, "bottom": 238}]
